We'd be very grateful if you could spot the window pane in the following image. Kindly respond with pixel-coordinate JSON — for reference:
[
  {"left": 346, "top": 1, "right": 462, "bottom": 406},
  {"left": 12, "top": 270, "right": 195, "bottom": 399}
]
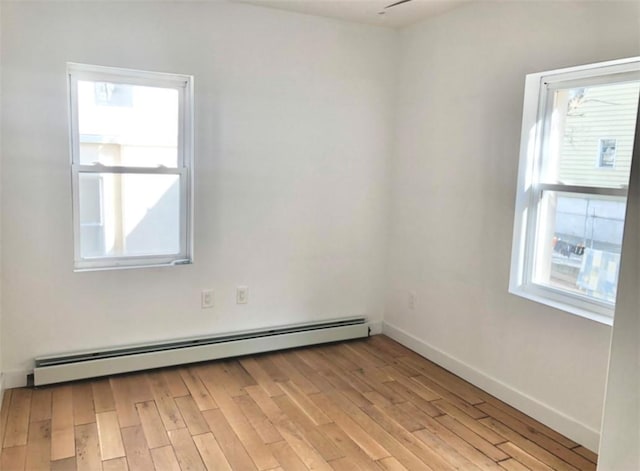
[
  {"left": 542, "top": 80, "right": 639, "bottom": 188},
  {"left": 78, "top": 173, "right": 180, "bottom": 259},
  {"left": 533, "top": 191, "right": 625, "bottom": 303},
  {"left": 77, "top": 81, "right": 179, "bottom": 167}
]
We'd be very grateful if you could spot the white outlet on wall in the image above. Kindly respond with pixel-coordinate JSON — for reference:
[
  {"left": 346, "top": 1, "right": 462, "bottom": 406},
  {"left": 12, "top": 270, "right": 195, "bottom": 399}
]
[
  {"left": 237, "top": 286, "right": 248, "bottom": 304},
  {"left": 201, "top": 289, "right": 214, "bottom": 309},
  {"left": 408, "top": 291, "right": 417, "bottom": 310}
]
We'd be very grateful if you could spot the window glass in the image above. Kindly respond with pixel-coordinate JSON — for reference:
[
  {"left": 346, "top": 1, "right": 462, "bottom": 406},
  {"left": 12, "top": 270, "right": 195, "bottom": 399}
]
[
  {"left": 77, "top": 81, "right": 179, "bottom": 167},
  {"left": 541, "top": 81, "right": 639, "bottom": 188},
  {"left": 78, "top": 173, "right": 180, "bottom": 259},
  {"left": 533, "top": 191, "right": 625, "bottom": 303}
]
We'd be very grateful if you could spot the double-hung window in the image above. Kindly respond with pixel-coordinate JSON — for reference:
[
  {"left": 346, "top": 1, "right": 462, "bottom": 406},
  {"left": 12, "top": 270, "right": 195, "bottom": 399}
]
[
  {"left": 69, "top": 63, "right": 193, "bottom": 270},
  {"left": 510, "top": 57, "right": 640, "bottom": 323}
]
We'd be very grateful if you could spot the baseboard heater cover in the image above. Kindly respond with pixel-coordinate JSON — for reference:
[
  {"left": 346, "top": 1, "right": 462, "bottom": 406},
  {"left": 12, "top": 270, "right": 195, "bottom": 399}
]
[{"left": 33, "top": 317, "right": 369, "bottom": 386}]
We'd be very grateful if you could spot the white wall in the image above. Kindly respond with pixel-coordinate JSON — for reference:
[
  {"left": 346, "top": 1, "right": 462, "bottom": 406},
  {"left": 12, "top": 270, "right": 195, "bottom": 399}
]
[
  {"left": 0, "top": 1, "right": 395, "bottom": 385},
  {"left": 0, "top": 0, "right": 4, "bottom": 405},
  {"left": 385, "top": 1, "right": 640, "bottom": 451},
  {"left": 598, "top": 102, "right": 640, "bottom": 469}
]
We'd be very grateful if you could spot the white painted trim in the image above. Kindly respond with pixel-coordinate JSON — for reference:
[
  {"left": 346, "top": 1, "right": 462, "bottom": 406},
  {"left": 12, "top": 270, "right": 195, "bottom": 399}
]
[
  {"left": 368, "top": 320, "right": 384, "bottom": 335},
  {"left": 382, "top": 321, "right": 600, "bottom": 452},
  {"left": 0, "top": 374, "right": 5, "bottom": 408},
  {"left": 4, "top": 369, "right": 28, "bottom": 389}
]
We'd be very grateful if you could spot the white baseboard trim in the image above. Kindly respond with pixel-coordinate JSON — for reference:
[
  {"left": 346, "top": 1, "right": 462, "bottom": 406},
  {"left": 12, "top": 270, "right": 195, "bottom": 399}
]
[
  {"left": 4, "top": 369, "right": 29, "bottom": 389},
  {"left": 382, "top": 321, "right": 600, "bottom": 452},
  {"left": 0, "top": 373, "right": 4, "bottom": 409},
  {"left": 369, "top": 320, "right": 384, "bottom": 335}
]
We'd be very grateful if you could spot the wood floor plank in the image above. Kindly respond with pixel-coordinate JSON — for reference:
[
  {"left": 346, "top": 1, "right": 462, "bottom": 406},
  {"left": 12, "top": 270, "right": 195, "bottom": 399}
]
[
  {"left": 378, "top": 403, "right": 426, "bottom": 433},
  {"left": 479, "top": 417, "right": 579, "bottom": 471},
  {"left": 341, "top": 342, "right": 388, "bottom": 369},
  {"left": 147, "top": 372, "right": 186, "bottom": 431},
  {"left": 72, "top": 383, "right": 95, "bottom": 426},
  {"left": 497, "top": 442, "right": 554, "bottom": 471},
  {"left": 434, "top": 413, "right": 509, "bottom": 462},
  {"left": 74, "top": 423, "right": 101, "bottom": 471},
  {"left": 102, "top": 457, "right": 129, "bottom": 471},
  {"left": 234, "top": 393, "right": 283, "bottom": 445},
  {"left": 244, "top": 386, "right": 332, "bottom": 471},
  {"left": 477, "top": 402, "right": 595, "bottom": 470},
  {"left": 50, "top": 456, "right": 77, "bottom": 471},
  {"left": 167, "top": 428, "right": 206, "bottom": 471},
  {"left": 573, "top": 445, "right": 598, "bottom": 464},
  {"left": 270, "top": 417, "right": 333, "bottom": 471},
  {"left": 272, "top": 394, "right": 343, "bottom": 462},
  {"left": 109, "top": 377, "right": 140, "bottom": 428},
  {"left": 96, "top": 411, "right": 125, "bottom": 461},
  {"left": 410, "top": 374, "right": 487, "bottom": 419},
  {"left": 317, "top": 345, "right": 361, "bottom": 371},
  {"left": 431, "top": 398, "right": 506, "bottom": 445},
  {"left": 135, "top": 400, "right": 170, "bottom": 449},
  {"left": 358, "top": 404, "right": 450, "bottom": 471},
  {"left": 395, "top": 402, "right": 502, "bottom": 471},
  {"left": 376, "top": 456, "right": 409, "bottom": 471},
  {"left": 162, "top": 370, "right": 189, "bottom": 398},
  {"left": 318, "top": 422, "right": 381, "bottom": 470},
  {"left": 25, "top": 419, "right": 51, "bottom": 471},
  {"left": 30, "top": 389, "right": 52, "bottom": 423},
  {"left": 239, "top": 357, "right": 285, "bottom": 398},
  {"left": 399, "top": 356, "right": 486, "bottom": 406},
  {"left": 0, "top": 389, "right": 14, "bottom": 448},
  {"left": 200, "top": 372, "right": 279, "bottom": 470},
  {"left": 175, "top": 395, "right": 210, "bottom": 435},
  {"left": 120, "top": 425, "right": 154, "bottom": 470},
  {"left": 319, "top": 370, "right": 373, "bottom": 409},
  {"left": 1, "top": 445, "right": 27, "bottom": 470},
  {"left": 286, "top": 351, "right": 335, "bottom": 393},
  {"left": 178, "top": 368, "right": 217, "bottom": 411},
  {"left": 91, "top": 380, "right": 116, "bottom": 413},
  {"left": 218, "top": 360, "right": 258, "bottom": 396},
  {"left": 270, "top": 353, "right": 319, "bottom": 394},
  {"left": 308, "top": 392, "right": 391, "bottom": 462},
  {"left": 482, "top": 396, "right": 579, "bottom": 449},
  {"left": 499, "top": 458, "right": 531, "bottom": 471},
  {"left": 3, "top": 388, "right": 32, "bottom": 448},
  {"left": 383, "top": 380, "right": 442, "bottom": 417},
  {"left": 192, "top": 432, "right": 233, "bottom": 471},
  {"left": 277, "top": 381, "right": 332, "bottom": 426},
  {"left": 201, "top": 408, "right": 257, "bottom": 471},
  {"left": 150, "top": 445, "right": 181, "bottom": 471},
  {"left": 268, "top": 439, "right": 308, "bottom": 470},
  {"left": 51, "top": 386, "right": 75, "bottom": 461}
]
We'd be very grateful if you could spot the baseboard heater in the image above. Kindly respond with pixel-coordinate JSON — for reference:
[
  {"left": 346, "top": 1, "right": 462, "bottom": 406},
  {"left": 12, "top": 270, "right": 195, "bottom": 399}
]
[{"left": 33, "top": 317, "right": 369, "bottom": 386}]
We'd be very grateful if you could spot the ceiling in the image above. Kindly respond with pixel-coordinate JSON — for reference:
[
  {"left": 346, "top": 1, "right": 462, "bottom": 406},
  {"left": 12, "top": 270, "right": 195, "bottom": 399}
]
[{"left": 234, "top": 0, "right": 470, "bottom": 28}]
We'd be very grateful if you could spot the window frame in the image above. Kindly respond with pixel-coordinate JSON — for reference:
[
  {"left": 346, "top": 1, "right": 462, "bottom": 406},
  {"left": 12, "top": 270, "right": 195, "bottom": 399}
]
[
  {"left": 68, "top": 63, "right": 194, "bottom": 271},
  {"left": 510, "top": 57, "right": 640, "bottom": 324}
]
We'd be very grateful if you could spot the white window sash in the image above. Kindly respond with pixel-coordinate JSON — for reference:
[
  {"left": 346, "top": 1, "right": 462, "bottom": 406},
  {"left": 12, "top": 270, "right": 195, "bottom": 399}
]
[{"left": 69, "top": 63, "right": 193, "bottom": 271}]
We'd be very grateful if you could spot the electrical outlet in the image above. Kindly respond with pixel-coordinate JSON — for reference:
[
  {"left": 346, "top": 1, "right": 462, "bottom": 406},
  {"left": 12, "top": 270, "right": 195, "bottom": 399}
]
[
  {"left": 236, "top": 286, "right": 248, "bottom": 304},
  {"left": 201, "top": 289, "right": 214, "bottom": 309},
  {"left": 408, "top": 291, "right": 416, "bottom": 310}
]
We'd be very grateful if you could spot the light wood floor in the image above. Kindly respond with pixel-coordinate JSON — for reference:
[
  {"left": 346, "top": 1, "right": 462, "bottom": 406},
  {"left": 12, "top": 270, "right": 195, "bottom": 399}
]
[{"left": 0, "top": 335, "right": 597, "bottom": 470}]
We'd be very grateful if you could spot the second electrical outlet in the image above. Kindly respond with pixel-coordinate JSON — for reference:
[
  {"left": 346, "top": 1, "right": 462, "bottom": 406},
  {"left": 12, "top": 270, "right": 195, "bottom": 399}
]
[{"left": 237, "top": 286, "right": 248, "bottom": 304}]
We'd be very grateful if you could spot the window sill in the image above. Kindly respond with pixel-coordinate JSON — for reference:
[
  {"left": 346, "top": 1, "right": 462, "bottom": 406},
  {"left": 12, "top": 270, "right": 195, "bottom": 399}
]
[
  {"left": 74, "top": 259, "right": 192, "bottom": 273},
  {"left": 509, "top": 286, "right": 614, "bottom": 326}
]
